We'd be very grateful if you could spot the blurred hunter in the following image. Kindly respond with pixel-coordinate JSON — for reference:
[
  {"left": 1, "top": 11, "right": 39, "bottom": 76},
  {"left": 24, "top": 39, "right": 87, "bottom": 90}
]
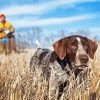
[{"left": 0, "top": 13, "right": 16, "bottom": 53}]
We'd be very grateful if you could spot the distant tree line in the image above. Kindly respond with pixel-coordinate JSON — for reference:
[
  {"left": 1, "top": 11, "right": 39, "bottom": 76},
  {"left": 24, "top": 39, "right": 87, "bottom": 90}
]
[{"left": 15, "top": 27, "right": 98, "bottom": 49}]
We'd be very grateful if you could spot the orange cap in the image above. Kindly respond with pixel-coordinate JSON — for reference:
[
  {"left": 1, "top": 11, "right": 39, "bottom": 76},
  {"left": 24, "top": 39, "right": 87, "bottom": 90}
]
[{"left": 0, "top": 13, "right": 6, "bottom": 18}]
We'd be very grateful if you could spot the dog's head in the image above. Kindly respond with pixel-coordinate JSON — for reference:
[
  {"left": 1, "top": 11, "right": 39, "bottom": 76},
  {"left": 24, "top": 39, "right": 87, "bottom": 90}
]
[{"left": 53, "top": 35, "right": 98, "bottom": 68}]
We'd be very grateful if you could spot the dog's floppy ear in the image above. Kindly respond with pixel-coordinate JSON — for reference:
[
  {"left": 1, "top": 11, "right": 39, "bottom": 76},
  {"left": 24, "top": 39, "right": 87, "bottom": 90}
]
[
  {"left": 53, "top": 37, "right": 68, "bottom": 60},
  {"left": 88, "top": 39, "right": 98, "bottom": 59}
]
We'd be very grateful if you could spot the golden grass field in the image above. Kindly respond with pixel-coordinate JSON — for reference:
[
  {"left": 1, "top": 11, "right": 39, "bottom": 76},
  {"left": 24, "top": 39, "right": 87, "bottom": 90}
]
[{"left": 0, "top": 45, "right": 100, "bottom": 100}]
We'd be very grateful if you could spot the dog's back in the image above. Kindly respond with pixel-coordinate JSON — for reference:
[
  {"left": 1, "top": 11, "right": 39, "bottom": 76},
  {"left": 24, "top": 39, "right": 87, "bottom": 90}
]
[{"left": 30, "top": 48, "right": 69, "bottom": 100}]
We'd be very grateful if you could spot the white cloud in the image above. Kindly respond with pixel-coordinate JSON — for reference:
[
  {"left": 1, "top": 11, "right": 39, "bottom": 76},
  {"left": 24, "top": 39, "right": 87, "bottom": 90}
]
[
  {"left": 1, "top": 4, "right": 51, "bottom": 16},
  {"left": 10, "top": 13, "right": 97, "bottom": 28},
  {"left": 1, "top": 0, "right": 100, "bottom": 16}
]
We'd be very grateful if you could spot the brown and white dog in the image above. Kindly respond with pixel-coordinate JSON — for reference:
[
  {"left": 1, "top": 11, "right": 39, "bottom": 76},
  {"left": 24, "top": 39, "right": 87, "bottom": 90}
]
[{"left": 30, "top": 35, "right": 98, "bottom": 100}]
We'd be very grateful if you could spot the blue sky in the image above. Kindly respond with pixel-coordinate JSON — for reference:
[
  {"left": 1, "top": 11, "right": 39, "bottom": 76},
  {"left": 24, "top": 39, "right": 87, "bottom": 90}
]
[{"left": 0, "top": 0, "right": 100, "bottom": 38}]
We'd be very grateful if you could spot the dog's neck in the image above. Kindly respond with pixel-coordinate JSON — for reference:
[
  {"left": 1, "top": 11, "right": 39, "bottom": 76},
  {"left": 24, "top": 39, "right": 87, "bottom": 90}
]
[
  {"left": 50, "top": 51, "right": 84, "bottom": 77},
  {"left": 50, "top": 51, "right": 72, "bottom": 69},
  {"left": 57, "top": 56, "right": 70, "bottom": 70},
  {"left": 57, "top": 56, "right": 84, "bottom": 77}
]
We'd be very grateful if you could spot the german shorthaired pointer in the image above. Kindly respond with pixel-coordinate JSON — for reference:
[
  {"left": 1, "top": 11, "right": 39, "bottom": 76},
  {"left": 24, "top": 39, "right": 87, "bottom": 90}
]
[{"left": 30, "top": 35, "right": 98, "bottom": 100}]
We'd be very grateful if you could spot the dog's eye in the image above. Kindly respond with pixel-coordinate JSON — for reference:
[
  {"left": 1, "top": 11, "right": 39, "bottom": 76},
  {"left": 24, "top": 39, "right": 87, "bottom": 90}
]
[
  {"left": 83, "top": 43, "right": 88, "bottom": 46},
  {"left": 70, "top": 42, "right": 76, "bottom": 46},
  {"left": 83, "top": 43, "right": 88, "bottom": 49},
  {"left": 70, "top": 43, "right": 78, "bottom": 50}
]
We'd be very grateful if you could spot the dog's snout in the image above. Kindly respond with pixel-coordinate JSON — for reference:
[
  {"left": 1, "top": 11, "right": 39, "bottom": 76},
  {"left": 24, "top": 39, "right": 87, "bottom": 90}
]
[{"left": 79, "top": 54, "right": 89, "bottom": 64}]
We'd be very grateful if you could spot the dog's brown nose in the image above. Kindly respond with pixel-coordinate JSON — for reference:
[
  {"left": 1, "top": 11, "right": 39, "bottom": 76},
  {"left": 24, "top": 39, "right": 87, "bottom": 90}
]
[{"left": 79, "top": 54, "right": 89, "bottom": 64}]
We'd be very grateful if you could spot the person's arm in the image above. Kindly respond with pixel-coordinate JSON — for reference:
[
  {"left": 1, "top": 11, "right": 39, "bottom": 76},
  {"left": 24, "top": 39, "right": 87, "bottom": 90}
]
[{"left": 3, "top": 24, "right": 15, "bottom": 37}]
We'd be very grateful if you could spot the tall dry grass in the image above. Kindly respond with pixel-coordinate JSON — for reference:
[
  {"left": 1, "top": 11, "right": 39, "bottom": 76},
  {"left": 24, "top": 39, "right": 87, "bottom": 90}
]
[{"left": 0, "top": 46, "right": 100, "bottom": 100}]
